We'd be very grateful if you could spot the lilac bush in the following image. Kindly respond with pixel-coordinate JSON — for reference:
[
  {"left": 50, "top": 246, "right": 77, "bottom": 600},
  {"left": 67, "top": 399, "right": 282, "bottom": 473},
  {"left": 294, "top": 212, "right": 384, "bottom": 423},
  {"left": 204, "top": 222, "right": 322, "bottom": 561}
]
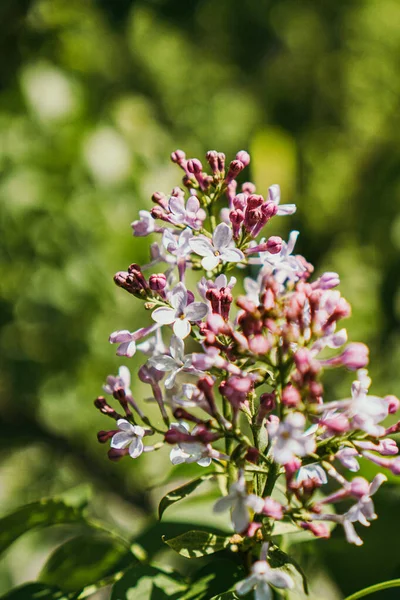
[{"left": 94, "top": 148, "right": 400, "bottom": 599}]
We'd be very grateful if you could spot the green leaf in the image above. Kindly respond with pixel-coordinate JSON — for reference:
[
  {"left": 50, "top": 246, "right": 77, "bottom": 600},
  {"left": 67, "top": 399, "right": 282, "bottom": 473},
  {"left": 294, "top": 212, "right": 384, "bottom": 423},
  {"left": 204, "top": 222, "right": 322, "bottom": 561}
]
[
  {"left": 39, "top": 532, "right": 133, "bottom": 592},
  {"left": 111, "top": 564, "right": 188, "bottom": 600},
  {"left": 183, "top": 559, "right": 245, "bottom": 600},
  {"left": 0, "top": 497, "right": 87, "bottom": 558},
  {"left": 158, "top": 474, "right": 214, "bottom": 520},
  {"left": 164, "top": 530, "right": 231, "bottom": 559},
  {"left": 268, "top": 546, "right": 309, "bottom": 595},
  {"left": 0, "top": 583, "right": 69, "bottom": 600}
]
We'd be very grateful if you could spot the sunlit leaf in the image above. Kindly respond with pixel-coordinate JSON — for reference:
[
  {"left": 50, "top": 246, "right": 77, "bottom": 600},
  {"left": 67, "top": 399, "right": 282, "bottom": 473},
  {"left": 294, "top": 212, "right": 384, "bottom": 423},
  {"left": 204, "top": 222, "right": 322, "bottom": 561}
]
[
  {"left": 111, "top": 564, "right": 188, "bottom": 600},
  {"left": 158, "top": 473, "right": 215, "bottom": 520},
  {"left": 164, "top": 530, "right": 231, "bottom": 559}
]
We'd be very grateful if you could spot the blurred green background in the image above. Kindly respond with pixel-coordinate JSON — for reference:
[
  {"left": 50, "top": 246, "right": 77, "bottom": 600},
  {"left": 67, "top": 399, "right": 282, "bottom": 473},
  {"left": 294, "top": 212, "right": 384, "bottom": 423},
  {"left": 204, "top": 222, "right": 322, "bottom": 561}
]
[{"left": 1, "top": 0, "right": 400, "bottom": 597}]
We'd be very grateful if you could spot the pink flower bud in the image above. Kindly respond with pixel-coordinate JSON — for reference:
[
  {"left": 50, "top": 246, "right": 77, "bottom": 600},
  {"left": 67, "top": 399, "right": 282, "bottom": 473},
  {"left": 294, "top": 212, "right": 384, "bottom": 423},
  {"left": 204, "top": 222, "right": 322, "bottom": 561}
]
[
  {"left": 263, "top": 236, "right": 282, "bottom": 254},
  {"left": 206, "top": 150, "right": 219, "bottom": 173},
  {"left": 235, "top": 150, "right": 250, "bottom": 167},
  {"left": 340, "top": 343, "right": 369, "bottom": 370},
  {"left": 171, "top": 149, "right": 186, "bottom": 164},
  {"left": 108, "top": 448, "right": 128, "bottom": 461},
  {"left": 260, "top": 392, "right": 276, "bottom": 413},
  {"left": 97, "top": 430, "right": 117, "bottom": 443},
  {"left": 262, "top": 497, "right": 283, "bottom": 520},
  {"left": 233, "top": 193, "right": 247, "bottom": 210},
  {"left": 248, "top": 335, "right": 270, "bottom": 355},
  {"left": 151, "top": 191, "right": 168, "bottom": 208},
  {"left": 316, "top": 272, "right": 340, "bottom": 290},
  {"left": 245, "top": 447, "right": 260, "bottom": 464},
  {"left": 386, "top": 395, "right": 400, "bottom": 414},
  {"left": 320, "top": 414, "right": 350, "bottom": 434},
  {"left": 229, "top": 209, "right": 244, "bottom": 239},
  {"left": 350, "top": 477, "right": 370, "bottom": 498},
  {"left": 246, "top": 522, "right": 261, "bottom": 538},
  {"left": 301, "top": 522, "right": 330, "bottom": 539},
  {"left": 242, "top": 182, "right": 256, "bottom": 194},
  {"left": 282, "top": 385, "right": 301, "bottom": 407},
  {"left": 226, "top": 159, "right": 245, "bottom": 183},
  {"left": 187, "top": 158, "right": 203, "bottom": 173},
  {"left": 149, "top": 273, "right": 167, "bottom": 292}
]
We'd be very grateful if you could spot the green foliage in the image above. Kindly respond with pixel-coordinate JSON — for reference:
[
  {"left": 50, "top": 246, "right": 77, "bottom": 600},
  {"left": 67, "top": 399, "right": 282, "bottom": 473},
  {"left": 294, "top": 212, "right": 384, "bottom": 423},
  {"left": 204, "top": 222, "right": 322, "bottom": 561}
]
[
  {"left": 164, "top": 530, "right": 231, "bottom": 559},
  {"left": 39, "top": 532, "right": 132, "bottom": 591},
  {"left": 0, "top": 583, "right": 69, "bottom": 600},
  {"left": 158, "top": 473, "right": 215, "bottom": 520},
  {"left": 111, "top": 564, "right": 188, "bottom": 600},
  {"left": 0, "top": 497, "right": 87, "bottom": 558}
]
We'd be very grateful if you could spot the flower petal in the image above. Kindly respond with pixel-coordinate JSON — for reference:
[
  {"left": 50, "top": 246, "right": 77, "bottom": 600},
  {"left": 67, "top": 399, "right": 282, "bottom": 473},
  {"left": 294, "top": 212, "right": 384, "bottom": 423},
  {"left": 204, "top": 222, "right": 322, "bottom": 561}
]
[
  {"left": 236, "top": 575, "right": 259, "bottom": 596},
  {"left": 170, "top": 447, "right": 189, "bottom": 465},
  {"left": 116, "top": 340, "right": 136, "bottom": 357},
  {"left": 267, "top": 568, "right": 294, "bottom": 589},
  {"left": 276, "top": 204, "right": 296, "bottom": 216},
  {"left": 170, "top": 335, "right": 185, "bottom": 361},
  {"left": 185, "top": 302, "right": 208, "bottom": 321},
  {"left": 111, "top": 432, "right": 132, "bottom": 449},
  {"left": 128, "top": 437, "right": 144, "bottom": 458},
  {"left": 186, "top": 196, "right": 200, "bottom": 213},
  {"left": 202, "top": 254, "right": 220, "bottom": 271},
  {"left": 221, "top": 248, "right": 244, "bottom": 263},
  {"left": 118, "top": 366, "right": 131, "bottom": 389},
  {"left": 197, "top": 456, "right": 212, "bottom": 467},
  {"left": 152, "top": 307, "right": 176, "bottom": 325},
  {"left": 148, "top": 355, "right": 178, "bottom": 371},
  {"left": 169, "top": 196, "right": 185, "bottom": 217},
  {"left": 109, "top": 330, "right": 135, "bottom": 343},
  {"left": 189, "top": 237, "right": 214, "bottom": 257},
  {"left": 170, "top": 283, "right": 188, "bottom": 312},
  {"left": 165, "top": 368, "right": 180, "bottom": 389},
  {"left": 268, "top": 184, "right": 281, "bottom": 204},
  {"left": 213, "top": 222, "right": 232, "bottom": 250},
  {"left": 117, "top": 419, "right": 134, "bottom": 432},
  {"left": 213, "top": 495, "right": 234, "bottom": 513},
  {"left": 232, "top": 499, "right": 250, "bottom": 533},
  {"left": 173, "top": 318, "right": 191, "bottom": 339}
]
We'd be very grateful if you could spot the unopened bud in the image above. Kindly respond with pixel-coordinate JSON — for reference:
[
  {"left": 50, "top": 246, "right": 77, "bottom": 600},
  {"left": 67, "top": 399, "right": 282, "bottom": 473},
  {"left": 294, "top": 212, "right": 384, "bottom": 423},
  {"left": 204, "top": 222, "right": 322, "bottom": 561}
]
[{"left": 149, "top": 273, "right": 167, "bottom": 292}]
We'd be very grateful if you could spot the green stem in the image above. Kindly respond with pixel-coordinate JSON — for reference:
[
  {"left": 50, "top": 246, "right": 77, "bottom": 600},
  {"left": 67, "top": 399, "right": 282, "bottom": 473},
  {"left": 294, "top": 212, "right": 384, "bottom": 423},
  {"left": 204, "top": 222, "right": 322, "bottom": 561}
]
[
  {"left": 343, "top": 580, "right": 400, "bottom": 600},
  {"left": 262, "top": 461, "right": 280, "bottom": 497}
]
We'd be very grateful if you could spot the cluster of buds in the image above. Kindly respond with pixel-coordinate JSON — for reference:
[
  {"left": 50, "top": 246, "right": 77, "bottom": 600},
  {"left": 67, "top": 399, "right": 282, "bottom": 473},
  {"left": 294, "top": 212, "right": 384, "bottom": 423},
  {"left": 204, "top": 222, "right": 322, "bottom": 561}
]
[{"left": 93, "top": 148, "right": 400, "bottom": 599}]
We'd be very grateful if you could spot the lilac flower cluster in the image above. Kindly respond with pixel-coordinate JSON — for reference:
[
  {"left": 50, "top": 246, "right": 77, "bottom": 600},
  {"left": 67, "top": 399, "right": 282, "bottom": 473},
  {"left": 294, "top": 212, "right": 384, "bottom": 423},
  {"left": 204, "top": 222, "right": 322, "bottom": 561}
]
[{"left": 94, "top": 148, "right": 400, "bottom": 599}]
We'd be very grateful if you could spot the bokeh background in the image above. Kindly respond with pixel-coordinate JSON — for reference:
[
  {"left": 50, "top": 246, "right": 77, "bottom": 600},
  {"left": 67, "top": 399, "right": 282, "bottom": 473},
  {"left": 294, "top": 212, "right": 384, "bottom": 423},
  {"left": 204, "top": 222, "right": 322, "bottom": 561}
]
[{"left": 1, "top": 0, "right": 400, "bottom": 597}]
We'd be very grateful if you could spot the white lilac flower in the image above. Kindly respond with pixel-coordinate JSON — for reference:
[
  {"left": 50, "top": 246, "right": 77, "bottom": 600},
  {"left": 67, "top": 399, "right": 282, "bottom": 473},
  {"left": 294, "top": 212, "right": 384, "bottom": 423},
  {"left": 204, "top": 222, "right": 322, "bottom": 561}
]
[
  {"left": 169, "top": 422, "right": 211, "bottom": 467},
  {"left": 109, "top": 323, "right": 160, "bottom": 357},
  {"left": 172, "top": 383, "right": 207, "bottom": 409},
  {"left": 296, "top": 464, "right": 327, "bottom": 486},
  {"left": 318, "top": 369, "right": 389, "bottom": 436},
  {"left": 197, "top": 273, "right": 237, "bottom": 301},
  {"left": 336, "top": 447, "right": 361, "bottom": 472},
  {"left": 267, "top": 184, "right": 297, "bottom": 216},
  {"left": 268, "top": 413, "right": 316, "bottom": 465},
  {"left": 236, "top": 559, "right": 294, "bottom": 600},
  {"left": 213, "top": 475, "right": 264, "bottom": 533},
  {"left": 131, "top": 210, "right": 159, "bottom": 237},
  {"left": 168, "top": 195, "right": 206, "bottom": 229},
  {"left": 151, "top": 282, "right": 208, "bottom": 338},
  {"left": 110, "top": 419, "right": 145, "bottom": 458},
  {"left": 148, "top": 335, "right": 202, "bottom": 389},
  {"left": 189, "top": 222, "right": 244, "bottom": 271},
  {"left": 310, "top": 328, "right": 348, "bottom": 355},
  {"left": 162, "top": 228, "right": 194, "bottom": 261},
  {"left": 136, "top": 328, "right": 166, "bottom": 356},
  {"left": 103, "top": 365, "right": 132, "bottom": 396}
]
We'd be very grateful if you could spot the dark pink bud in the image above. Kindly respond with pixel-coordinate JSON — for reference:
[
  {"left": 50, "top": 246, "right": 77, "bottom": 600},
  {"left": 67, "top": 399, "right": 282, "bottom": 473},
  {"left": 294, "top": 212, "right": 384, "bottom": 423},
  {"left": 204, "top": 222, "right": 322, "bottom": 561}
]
[
  {"left": 149, "top": 273, "right": 167, "bottom": 292},
  {"left": 282, "top": 385, "right": 301, "bottom": 407},
  {"left": 233, "top": 193, "right": 247, "bottom": 210},
  {"left": 301, "top": 522, "right": 330, "bottom": 539},
  {"left": 151, "top": 191, "right": 168, "bottom": 208},
  {"left": 171, "top": 149, "right": 186, "bottom": 164},
  {"left": 108, "top": 448, "right": 128, "bottom": 461},
  {"left": 226, "top": 159, "right": 245, "bottom": 183},
  {"left": 245, "top": 447, "right": 260, "bottom": 464},
  {"left": 235, "top": 150, "right": 250, "bottom": 167},
  {"left": 97, "top": 430, "right": 117, "bottom": 443},
  {"left": 220, "top": 288, "right": 233, "bottom": 320},
  {"left": 386, "top": 395, "right": 400, "bottom": 414},
  {"left": 206, "top": 288, "right": 222, "bottom": 314},
  {"left": 187, "top": 158, "right": 203, "bottom": 174},
  {"left": 138, "top": 364, "right": 164, "bottom": 384},
  {"left": 265, "top": 236, "right": 282, "bottom": 254},
  {"left": 229, "top": 209, "right": 244, "bottom": 239},
  {"left": 173, "top": 408, "right": 203, "bottom": 424},
  {"left": 260, "top": 392, "right": 276, "bottom": 413},
  {"left": 164, "top": 429, "right": 188, "bottom": 444},
  {"left": 206, "top": 150, "right": 219, "bottom": 173}
]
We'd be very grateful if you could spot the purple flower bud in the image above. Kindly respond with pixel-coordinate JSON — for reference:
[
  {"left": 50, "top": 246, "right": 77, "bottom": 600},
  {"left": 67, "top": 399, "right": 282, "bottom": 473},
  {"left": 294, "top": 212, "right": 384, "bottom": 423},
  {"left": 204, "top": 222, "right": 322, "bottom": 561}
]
[
  {"left": 229, "top": 209, "right": 244, "bottom": 239},
  {"left": 108, "top": 448, "right": 129, "bottom": 461},
  {"left": 187, "top": 158, "right": 203, "bottom": 174},
  {"left": 235, "top": 150, "right": 250, "bottom": 167},
  {"left": 316, "top": 272, "right": 340, "bottom": 290},
  {"left": 301, "top": 522, "right": 330, "bottom": 539},
  {"left": 248, "top": 335, "right": 270, "bottom": 355},
  {"left": 97, "top": 430, "right": 117, "bottom": 443},
  {"left": 206, "top": 150, "right": 219, "bottom": 173},
  {"left": 265, "top": 235, "right": 282, "bottom": 254},
  {"left": 171, "top": 149, "right": 186, "bottom": 164},
  {"left": 226, "top": 159, "right": 245, "bottom": 183},
  {"left": 149, "top": 273, "right": 167, "bottom": 292},
  {"left": 233, "top": 193, "right": 247, "bottom": 210},
  {"left": 152, "top": 191, "right": 168, "bottom": 208}
]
